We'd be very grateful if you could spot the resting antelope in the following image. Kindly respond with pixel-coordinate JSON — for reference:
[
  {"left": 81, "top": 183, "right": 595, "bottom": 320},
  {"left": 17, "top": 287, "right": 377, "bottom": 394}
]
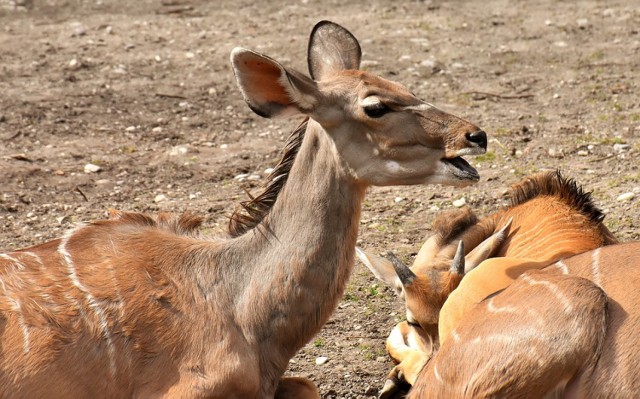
[
  {"left": 411, "top": 240, "right": 640, "bottom": 398},
  {"left": 0, "top": 21, "right": 487, "bottom": 398},
  {"left": 358, "top": 171, "right": 617, "bottom": 395}
]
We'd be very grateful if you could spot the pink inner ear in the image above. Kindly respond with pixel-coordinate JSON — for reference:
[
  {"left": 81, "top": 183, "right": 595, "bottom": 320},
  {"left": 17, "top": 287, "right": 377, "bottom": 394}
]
[{"left": 238, "top": 56, "right": 292, "bottom": 108}]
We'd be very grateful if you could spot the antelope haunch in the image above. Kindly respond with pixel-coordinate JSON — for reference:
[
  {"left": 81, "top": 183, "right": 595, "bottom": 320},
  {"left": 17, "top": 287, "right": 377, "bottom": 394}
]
[
  {"left": 0, "top": 21, "right": 486, "bottom": 398},
  {"left": 358, "top": 171, "right": 617, "bottom": 393},
  {"left": 411, "top": 241, "right": 640, "bottom": 398}
]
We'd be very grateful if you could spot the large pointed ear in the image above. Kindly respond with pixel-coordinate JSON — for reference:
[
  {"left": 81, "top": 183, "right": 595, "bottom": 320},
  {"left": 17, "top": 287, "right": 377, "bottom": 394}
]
[
  {"left": 231, "top": 48, "right": 319, "bottom": 119},
  {"left": 356, "top": 247, "right": 403, "bottom": 295},
  {"left": 464, "top": 218, "right": 513, "bottom": 273},
  {"left": 307, "top": 20, "right": 361, "bottom": 80}
]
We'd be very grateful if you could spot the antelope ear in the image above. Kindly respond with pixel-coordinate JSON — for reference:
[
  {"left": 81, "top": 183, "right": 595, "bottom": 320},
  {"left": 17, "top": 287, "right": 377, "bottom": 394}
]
[
  {"left": 307, "top": 20, "right": 361, "bottom": 80},
  {"left": 231, "top": 48, "right": 319, "bottom": 119},
  {"left": 356, "top": 247, "right": 403, "bottom": 295},
  {"left": 464, "top": 218, "right": 513, "bottom": 273}
]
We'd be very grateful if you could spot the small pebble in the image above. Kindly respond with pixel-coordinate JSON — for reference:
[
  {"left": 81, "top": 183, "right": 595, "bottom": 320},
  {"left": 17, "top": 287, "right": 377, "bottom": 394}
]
[
  {"left": 576, "top": 18, "right": 590, "bottom": 29},
  {"left": 84, "top": 163, "right": 101, "bottom": 173},
  {"left": 577, "top": 150, "right": 589, "bottom": 156},
  {"left": 617, "top": 192, "right": 635, "bottom": 202},
  {"left": 613, "top": 143, "right": 630, "bottom": 152},
  {"left": 315, "top": 356, "right": 328, "bottom": 366},
  {"left": 394, "top": 197, "right": 404, "bottom": 203},
  {"left": 154, "top": 194, "right": 167, "bottom": 203},
  {"left": 452, "top": 198, "right": 466, "bottom": 208},
  {"left": 234, "top": 173, "right": 249, "bottom": 180}
]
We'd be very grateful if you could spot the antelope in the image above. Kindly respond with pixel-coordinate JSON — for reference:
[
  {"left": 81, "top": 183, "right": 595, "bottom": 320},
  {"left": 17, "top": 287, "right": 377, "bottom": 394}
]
[
  {"left": 358, "top": 171, "right": 617, "bottom": 395},
  {"left": 410, "top": 241, "right": 640, "bottom": 398},
  {"left": 0, "top": 21, "right": 487, "bottom": 398}
]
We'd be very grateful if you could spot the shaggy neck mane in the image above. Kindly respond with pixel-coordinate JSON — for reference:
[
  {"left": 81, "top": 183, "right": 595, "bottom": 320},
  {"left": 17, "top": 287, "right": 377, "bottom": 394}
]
[
  {"left": 227, "top": 119, "right": 308, "bottom": 237},
  {"left": 429, "top": 169, "right": 610, "bottom": 256},
  {"left": 507, "top": 170, "right": 604, "bottom": 223}
]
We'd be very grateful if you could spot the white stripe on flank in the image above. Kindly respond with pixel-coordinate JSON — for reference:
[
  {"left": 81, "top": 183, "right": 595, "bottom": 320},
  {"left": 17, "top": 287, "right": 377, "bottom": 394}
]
[
  {"left": 591, "top": 248, "right": 602, "bottom": 287},
  {"left": 433, "top": 363, "right": 443, "bottom": 383},
  {"left": 0, "top": 278, "right": 30, "bottom": 354},
  {"left": 554, "top": 260, "right": 569, "bottom": 275},
  {"left": 450, "top": 328, "right": 461, "bottom": 343},
  {"left": 486, "top": 297, "right": 519, "bottom": 314},
  {"left": 58, "top": 227, "right": 117, "bottom": 377},
  {"left": 521, "top": 273, "right": 573, "bottom": 314}
]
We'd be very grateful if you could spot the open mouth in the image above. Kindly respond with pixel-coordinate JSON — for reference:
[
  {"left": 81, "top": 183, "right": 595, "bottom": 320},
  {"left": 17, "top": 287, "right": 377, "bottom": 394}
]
[{"left": 442, "top": 156, "right": 480, "bottom": 181}]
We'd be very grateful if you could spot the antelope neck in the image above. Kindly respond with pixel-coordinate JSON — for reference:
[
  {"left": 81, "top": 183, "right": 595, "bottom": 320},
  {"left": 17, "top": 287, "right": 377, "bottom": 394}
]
[{"left": 230, "top": 119, "right": 366, "bottom": 370}]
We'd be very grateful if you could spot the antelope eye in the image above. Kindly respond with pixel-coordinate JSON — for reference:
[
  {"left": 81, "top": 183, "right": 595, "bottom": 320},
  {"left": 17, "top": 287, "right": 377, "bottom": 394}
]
[{"left": 363, "top": 102, "right": 392, "bottom": 118}]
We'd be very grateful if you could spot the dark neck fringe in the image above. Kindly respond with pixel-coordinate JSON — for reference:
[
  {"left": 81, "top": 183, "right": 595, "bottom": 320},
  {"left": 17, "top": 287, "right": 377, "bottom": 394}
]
[
  {"left": 227, "top": 119, "right": 308, "bottom": 237},
  {"left": 508, "top": 169, "right": 605, "bottom": 223}
]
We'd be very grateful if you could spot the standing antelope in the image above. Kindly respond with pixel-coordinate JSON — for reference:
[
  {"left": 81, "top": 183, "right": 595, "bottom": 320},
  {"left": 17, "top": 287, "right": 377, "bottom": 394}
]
[
  {"left": 0, "top": 21, "right": 487, "bottom": 398},
  {"left": 358, "top": 171, "right": 617, "bottom": 395}
]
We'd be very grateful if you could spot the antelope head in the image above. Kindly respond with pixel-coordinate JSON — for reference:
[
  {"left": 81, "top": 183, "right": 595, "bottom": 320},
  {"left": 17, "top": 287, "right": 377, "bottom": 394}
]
[
  {"left": 231, "top": 21, "right": 486, "bottom": 188},
  {"left": 357, "top": 208, "right": 512, "bottom": 340}
]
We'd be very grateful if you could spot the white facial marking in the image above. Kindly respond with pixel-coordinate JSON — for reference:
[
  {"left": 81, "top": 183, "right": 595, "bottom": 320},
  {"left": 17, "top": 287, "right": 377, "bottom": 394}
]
[
  {"left": 403, "top": 102, "right": 435, "bottom": 112},
  {"left": 591, "top": 248, "right": 602, "bottom": 287},
  {"left": 360, "top": 96, "right": 381, "bottom": 107},
  {"left": 373, "top": 148, "right": 380, "bottom": 156},
  {"left": 59, "top": 227, "right": 117, "bottom": 377}
]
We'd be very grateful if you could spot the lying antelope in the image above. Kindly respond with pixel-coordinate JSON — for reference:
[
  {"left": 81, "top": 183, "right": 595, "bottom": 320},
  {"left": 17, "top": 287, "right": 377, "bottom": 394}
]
[
  {"left": 358, "top": 171, "right": 617, "bottom": 395},
  {"left": 0, "top": 21, "right": 487, "bottom": 398},
  {"left": 411, "top": 240, "right": 640, "bottom": 398}
]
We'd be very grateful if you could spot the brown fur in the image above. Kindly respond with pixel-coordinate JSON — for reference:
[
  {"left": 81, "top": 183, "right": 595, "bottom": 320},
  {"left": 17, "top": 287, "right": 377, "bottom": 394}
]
[
  {"left": 411, "top": 242, "right": 640, "bottom": 398},
  {"left": 1, "top": 20, "right": 486, "bottom": 398},
  {"left": 376, "top": 172, "right": 618, "bottom": 398}
]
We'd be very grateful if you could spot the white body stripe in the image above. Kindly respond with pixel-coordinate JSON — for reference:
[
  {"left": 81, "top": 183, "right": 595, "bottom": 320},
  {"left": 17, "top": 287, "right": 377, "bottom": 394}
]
[
  {"left": 591, "top": 248, "right": 602, "bottom": 287},
  {"left": 521, "top": 273, "right": 573, "bottom": 314},
  {"left": 58, "top": 228, "right": 117, "bottom": 376},
  {"left": 554, "top": 260, "right": 569, "bottom": 274}
]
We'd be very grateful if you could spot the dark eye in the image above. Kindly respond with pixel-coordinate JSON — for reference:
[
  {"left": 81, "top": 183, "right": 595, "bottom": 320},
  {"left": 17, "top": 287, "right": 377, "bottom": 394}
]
[{"left": 363, "top": 103, "right": 392, "bottom": 118}]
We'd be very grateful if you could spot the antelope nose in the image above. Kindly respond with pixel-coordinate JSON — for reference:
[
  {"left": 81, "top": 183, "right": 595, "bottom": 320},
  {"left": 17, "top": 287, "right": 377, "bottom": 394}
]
[{"left": 466, "top": 130, "right": 487, "bottom": 149}]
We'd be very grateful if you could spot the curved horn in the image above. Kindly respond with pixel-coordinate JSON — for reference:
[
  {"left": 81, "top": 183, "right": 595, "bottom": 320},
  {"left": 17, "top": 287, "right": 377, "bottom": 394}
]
[
  {"left": 450, "top": 240, "right": 465, "bottom": 276},
  {"left": 386, "top": 251, "right": 416, "bottom": 287}
]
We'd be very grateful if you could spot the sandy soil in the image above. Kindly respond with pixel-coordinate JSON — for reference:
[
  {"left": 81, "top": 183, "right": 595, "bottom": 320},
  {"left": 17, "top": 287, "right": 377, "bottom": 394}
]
[{"left": 1, "top": 0, "right": 638, "bottom": 397}]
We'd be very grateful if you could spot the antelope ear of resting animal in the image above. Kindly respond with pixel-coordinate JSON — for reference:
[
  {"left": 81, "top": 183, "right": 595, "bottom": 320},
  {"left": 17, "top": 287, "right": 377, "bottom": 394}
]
[{"left": 357, "top": 219, "right": 511, "bottom": 332}]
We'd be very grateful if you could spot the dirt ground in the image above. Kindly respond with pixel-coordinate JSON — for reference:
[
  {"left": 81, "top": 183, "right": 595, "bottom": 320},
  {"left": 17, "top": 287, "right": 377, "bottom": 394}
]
[{"left": 1, "top": 0, "right": 638, "bottom": 397}]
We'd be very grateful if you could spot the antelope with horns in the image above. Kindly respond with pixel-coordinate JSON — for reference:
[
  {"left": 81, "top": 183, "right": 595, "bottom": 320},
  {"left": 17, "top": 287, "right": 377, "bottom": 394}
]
[
  {"left": 411, "top": 240, "right": 640, "bottom": 398},
  {"left": 358, "top": 171, "right": 617, "bottom": 395},
  {"left": 0, "top": 21, "right": 487, "bottom": 398}
]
